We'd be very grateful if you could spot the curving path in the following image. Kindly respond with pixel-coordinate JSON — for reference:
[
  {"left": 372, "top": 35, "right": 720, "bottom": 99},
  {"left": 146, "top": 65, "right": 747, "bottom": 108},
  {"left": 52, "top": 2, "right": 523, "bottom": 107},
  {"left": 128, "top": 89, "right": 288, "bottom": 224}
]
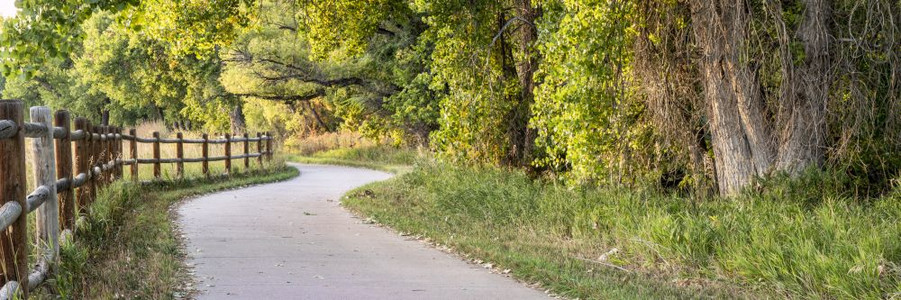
[{"left": 178, "top": 163, "right": 548, "bottom": 299}]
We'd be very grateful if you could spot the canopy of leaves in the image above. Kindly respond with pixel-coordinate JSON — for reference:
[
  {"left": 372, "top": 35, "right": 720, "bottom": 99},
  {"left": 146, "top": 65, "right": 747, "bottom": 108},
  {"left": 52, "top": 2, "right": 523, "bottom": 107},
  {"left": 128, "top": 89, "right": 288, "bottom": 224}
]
[
  {"left": 531, "top": 0, "right": 651, "bottom": 184},
  {"left": 1, "top": 0, "right": 897, "bottom": 196}
]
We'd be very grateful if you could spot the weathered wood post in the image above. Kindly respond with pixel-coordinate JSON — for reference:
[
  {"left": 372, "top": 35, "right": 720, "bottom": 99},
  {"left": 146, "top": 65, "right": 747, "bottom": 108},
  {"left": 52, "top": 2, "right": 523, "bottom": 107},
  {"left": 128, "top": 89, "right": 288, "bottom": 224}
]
[
  {"left": 243, "top": 133, "right": 249, "bottom": 169},
  {"left": 114, "top": 127, "right": 122, "bottom": 180},
  {"left": 74, "top": 118, "right": 91, "bottom": 212},
  {"left": 87, "top": 122, "right": 97, "bottom": 206},
  {"left": 152, "top": 131, "right": 161, "bottom": 179},
  {"left": 256, "top": 132, "right": 263, "bottom": 166},
  {"left": 0, "top": 100, "right": 28, "bottom": 293},
  {"left": 266, "top": 131, "right": 273, "bottom": 161},
  {"left": 103, "top": 126, "right": 112, "bottom": 184},
  {"left": 30, "top": 106, "right": 59, "bottom": 265},
  {"left": 224, "top": 133, "right": 232, "bottom": 175},
  {"left": 176, "top": 132, "right": 184, "bottom": 178},
  {"left": 201, "top": 133, "right": 209, "bottom": 177},
  {"left": 129, "top": 128, "right": 138, "bottom": 181},
  {"left": 96, "top": 126, "right": 104, "bottom": 187},
  {"left": 54, "top": 110, "right": 75, "bottom": 231},
  {"left": 110, "top": 127, "right": 116, "bottom": 180},
  {"left": 93, "top": 124, "right": 104, "bottom": 189}
]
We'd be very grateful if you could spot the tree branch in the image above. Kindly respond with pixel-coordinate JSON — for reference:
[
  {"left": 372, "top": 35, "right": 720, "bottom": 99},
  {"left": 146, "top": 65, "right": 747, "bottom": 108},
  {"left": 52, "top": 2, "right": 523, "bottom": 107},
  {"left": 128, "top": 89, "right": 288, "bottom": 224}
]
[
  {"left": 376, "top": 26, "right": 396, "bottom": 36},
  {"left": 233, "top": 89, "right": 325, "bottom": 103},
  {"left": 254, "top": 71, "right": 368, "bottom": 87},
  {"left": 276, "top": 24, "right": 297, "bottom": 32},
  {"left": 33, "top": 76, "right": 64, "bottom": 99}
]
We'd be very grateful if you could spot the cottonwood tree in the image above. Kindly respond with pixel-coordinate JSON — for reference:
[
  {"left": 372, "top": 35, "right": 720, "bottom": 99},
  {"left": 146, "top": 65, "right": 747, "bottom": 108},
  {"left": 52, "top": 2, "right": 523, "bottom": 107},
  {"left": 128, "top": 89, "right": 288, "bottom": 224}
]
[
  {"left": 635, "top": 0, "right": 898, "bottom": 195},
  {"left": 2, "top": 0, "right": 897, "bottom": 197}
]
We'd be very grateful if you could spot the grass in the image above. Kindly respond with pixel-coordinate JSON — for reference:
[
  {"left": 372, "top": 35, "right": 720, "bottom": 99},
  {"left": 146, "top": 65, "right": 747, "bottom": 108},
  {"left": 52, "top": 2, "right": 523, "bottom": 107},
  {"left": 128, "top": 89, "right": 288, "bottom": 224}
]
[
  {"left": 128, "top": 122, "right": 267, "bottom": 181},
  {"left": 30, "top": 162, "right": 298, "bottom": 299},
  {"left": 283, "top": 131, "right": 384, "bottom": 155},
  {"left": 18, "top": 121, "right": 273, "bottom": 290},
  {"left": 285, "top": 145, "right": 422, "bottom": 174},
  {"left": 340, "top": 161, "right": 901, "bottom": 299}
]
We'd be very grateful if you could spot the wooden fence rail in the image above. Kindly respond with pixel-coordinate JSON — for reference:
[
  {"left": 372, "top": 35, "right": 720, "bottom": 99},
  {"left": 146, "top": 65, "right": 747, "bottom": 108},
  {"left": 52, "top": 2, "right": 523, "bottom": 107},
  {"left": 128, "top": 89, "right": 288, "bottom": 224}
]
[{"left": 0, "top": 100, "right": 274, "bottom": 299}]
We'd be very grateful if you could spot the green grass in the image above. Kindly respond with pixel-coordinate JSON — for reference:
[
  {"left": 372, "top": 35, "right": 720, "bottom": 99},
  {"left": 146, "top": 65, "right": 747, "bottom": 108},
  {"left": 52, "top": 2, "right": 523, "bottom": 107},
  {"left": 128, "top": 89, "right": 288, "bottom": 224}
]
[
  {"left": 285, "top": 145, "right": 422, "bottom": 174},
  {"left": 341, "top": 161, "right": 901, "bottom": 299},
  {"left": 31, "top": 163, "right": 298, "bottom": 299}
]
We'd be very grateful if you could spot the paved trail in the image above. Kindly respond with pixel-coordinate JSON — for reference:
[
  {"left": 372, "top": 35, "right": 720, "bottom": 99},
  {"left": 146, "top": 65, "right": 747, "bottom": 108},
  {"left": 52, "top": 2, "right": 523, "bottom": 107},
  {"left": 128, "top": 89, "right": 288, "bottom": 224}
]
[{"left": 178, "top": 163, "right": 547, "bottom": 299}]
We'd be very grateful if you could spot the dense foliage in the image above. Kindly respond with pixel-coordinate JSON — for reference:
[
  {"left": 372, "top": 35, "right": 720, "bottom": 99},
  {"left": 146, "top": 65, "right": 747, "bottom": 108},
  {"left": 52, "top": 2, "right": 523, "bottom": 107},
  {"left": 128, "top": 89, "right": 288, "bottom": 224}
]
[
  {"left": 344, "top": 160, "right": 901, "bottom": 299},
  {"left": 0, "top": 0, "right": 898, "bottom": 194},
  {"left": 1, "top": 1, "right": 898, "bottom": 298}
]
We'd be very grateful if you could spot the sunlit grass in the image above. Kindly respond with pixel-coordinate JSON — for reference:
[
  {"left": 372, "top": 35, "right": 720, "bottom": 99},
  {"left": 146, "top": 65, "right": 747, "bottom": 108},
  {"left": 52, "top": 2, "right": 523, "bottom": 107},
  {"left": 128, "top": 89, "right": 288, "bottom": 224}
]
[
  {"left": 14, "top": 120, "right": 285, "bottom": 298},
  {"left": 283, "top": 131, "right": 384, "bottom": 155},
  {"left": 284, "top": 145, "right": 422, "bottom": 174},
  {"left": 338, "top": 160, "right": 901, "bottom": 299},
  {"left": 30, "top": 164, "right": 298, "bottom": 299}
]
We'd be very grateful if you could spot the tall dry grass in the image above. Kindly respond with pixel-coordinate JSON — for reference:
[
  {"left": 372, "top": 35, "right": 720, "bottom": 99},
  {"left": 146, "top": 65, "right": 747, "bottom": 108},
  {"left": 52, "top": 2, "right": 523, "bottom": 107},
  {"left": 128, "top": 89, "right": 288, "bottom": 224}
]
[
  {"left": 285, "top": 131, "right": 384, "bottom": 155},
  {"left": 19, "top": 120, "right": 280, "bottom": 268},
  {"left": 20, "top": 120, "right": 276, "bottom": 189},
  {"left": 129, "top": 120, "right": 276, "bottom": 181}
]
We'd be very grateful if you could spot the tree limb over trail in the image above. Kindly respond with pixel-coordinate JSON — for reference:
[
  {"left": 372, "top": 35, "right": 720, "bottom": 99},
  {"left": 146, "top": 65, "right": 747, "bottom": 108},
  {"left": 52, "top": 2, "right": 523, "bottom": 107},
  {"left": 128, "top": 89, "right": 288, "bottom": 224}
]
[
  {"left": 227, "top": 50, "right": 399, "bottom": 97},
  {"left": 233, "top": 89, "right": 325, "bottom": 103},
  {"left": 254, "top": 72, "right": 368, "bottom": 88}
]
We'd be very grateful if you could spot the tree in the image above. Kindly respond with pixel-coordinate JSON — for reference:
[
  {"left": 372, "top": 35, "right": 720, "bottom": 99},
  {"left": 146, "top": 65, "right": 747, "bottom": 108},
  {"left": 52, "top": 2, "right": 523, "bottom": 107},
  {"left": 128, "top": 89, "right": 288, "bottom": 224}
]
[
  {"left": 3, "top": 0, "right": 897, "bottom": 197},
  {"left": 689, "top": 0, "right": 832, "bottom": 194},
  {"left": 531, "top": 0, "right": 648, "bottom": 184},
  {"left": 0, "top": 0, "right": 137, "bottom": 77}
]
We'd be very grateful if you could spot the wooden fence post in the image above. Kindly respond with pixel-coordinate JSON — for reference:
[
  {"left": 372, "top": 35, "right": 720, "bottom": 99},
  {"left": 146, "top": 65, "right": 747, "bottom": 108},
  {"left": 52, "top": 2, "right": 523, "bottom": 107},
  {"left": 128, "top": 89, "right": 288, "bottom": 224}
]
[
  {"left": 114, "top": 127, "right": 122, "bottom": 180},
  {"left": 243, "top": 133, "right": 249, "bottom": 170},
  {"left": 87, "top": 122, "right": 97, "bottom": 206},
  {"left": 202, "top": 133, "right": 209, "bottom": 177},
  {"left": 92, "top": 125, "right": 106, "bottom": 185},
  {"left": 30, "top": 106, "right": 59, "bottom": 266},
  {"left": 176, "top": 132, "right": 184, "bottom": 178},
  {"left": 129, "top": 128, "right": 138, "bottom": 181},
  {"left": 266, "top": 131, "right": 273, "bottom": 161},
  {"left": 54, "top": 111, "right": 75, "bottom": 231},
  {"left": 0, "top": 100, "right": 28, "bottom": 293},
  {"left": 152, "top": 131, "right": 161, "bottom": 179},
  {"left": 256, "top": 132, "right": 263, "bottom": 167},
  {"left": 74, "top": 118, "right": 91, "bottom": 213},
  {"left": 103, "top": 126, "right": 112, "bottom": 184},
  {"left": 224, "top": 133, "right": 232, "bottom": 175},
  {"left": 96, "top": 126, "right": 104, "bottom": 187}
]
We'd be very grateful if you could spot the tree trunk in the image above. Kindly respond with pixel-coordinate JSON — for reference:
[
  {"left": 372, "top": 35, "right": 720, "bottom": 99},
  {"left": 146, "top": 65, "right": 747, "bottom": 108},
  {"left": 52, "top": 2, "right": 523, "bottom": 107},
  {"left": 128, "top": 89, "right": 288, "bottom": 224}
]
[
  {"left": 691, "top": 0, "right": 771, "bottom": 195},
  {"left": 512, "top": 0, "right": 540, "bottom": 168},
  {"left": 100, "top": 98, "right": 111, "bottom": 126},
  {"left": 154, "top": 105, "right": 164, "bottom": 121},
  {"left": 774, "top": 0, "right": 830, "bottom": 173},
  {"left": 229, "top": 102, "right": 246, "bottom": 134},
  {"left": 303, "top": 101, "right": 330, "bottom": 132},
  {"left": 691, "top": 0, "right": 832, "bottom": 195}
]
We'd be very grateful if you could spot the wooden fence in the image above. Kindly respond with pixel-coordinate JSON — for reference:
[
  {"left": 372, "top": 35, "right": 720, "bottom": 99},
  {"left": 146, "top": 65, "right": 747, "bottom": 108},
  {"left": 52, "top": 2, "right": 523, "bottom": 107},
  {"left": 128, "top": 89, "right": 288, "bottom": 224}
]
[{"left": 0, "top": 100, "right": 274, "bottom": 298}]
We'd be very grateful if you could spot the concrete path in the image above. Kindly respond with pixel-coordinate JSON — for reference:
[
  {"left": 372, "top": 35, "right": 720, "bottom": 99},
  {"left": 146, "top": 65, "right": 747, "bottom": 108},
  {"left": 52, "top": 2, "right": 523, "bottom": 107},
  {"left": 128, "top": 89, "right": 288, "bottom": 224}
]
[{"left": 178, "top": 163, "right": 548, "bottom": 299}]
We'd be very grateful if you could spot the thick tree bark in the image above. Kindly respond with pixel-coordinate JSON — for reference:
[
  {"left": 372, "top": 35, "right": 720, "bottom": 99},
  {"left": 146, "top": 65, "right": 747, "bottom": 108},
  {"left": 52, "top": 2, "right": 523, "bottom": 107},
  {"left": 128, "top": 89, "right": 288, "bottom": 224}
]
[
  {"left": 774, "top": 0, "right": 830, "bottom": 173},
  {"left": 692, "top": 0, "right": 763, "bottom": 195},
  {"left": 691, "top": 0, "right": 832, "bottom": 195}
]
